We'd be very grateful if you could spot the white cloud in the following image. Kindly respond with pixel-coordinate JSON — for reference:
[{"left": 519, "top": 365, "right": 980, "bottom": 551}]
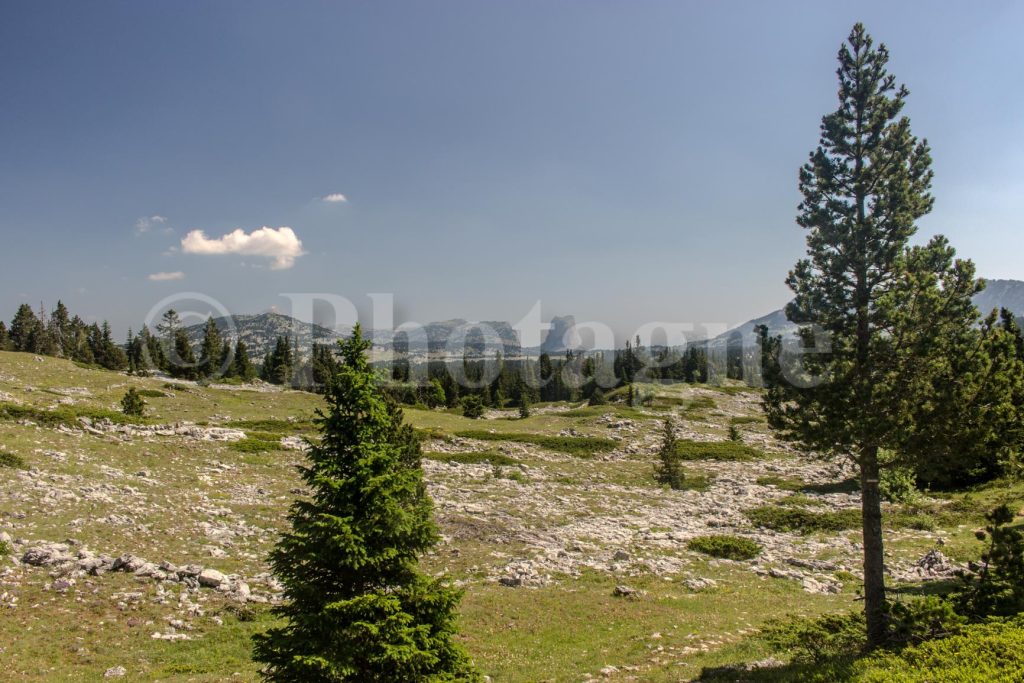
[
  {"left": 148, "top": 271, "right": 185, "bottom": 281},
  {"left": 135, "top": 215, "right": 168, "bottom": 234},
  {"left": 180, "top": 226, "right": 305, "bottom": 270},
  {"left": 321, "top": 193, "right": 348, "bottom": 203}
]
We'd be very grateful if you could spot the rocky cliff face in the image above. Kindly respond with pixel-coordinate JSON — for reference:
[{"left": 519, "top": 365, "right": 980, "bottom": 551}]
[{"left": 541, "top": 315, "right": 583, "bottom": 354}]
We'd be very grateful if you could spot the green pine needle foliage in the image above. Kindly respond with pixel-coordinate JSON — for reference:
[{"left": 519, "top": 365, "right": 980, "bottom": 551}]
[{"left": 252, "top": 325, "right": 479, "bottom": 682}]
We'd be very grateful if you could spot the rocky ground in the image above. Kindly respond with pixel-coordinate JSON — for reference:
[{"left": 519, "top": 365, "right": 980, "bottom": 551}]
[{"left": 0, "top": 352, "right": 975, "bottom": 681}]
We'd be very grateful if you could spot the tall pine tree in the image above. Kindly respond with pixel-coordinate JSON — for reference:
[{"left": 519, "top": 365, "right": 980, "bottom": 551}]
[
  {"left": 253, "top": 325, "right": 478, "bottom": 681},
  {"left": 199, "top": 316, "right": 224, "bottom": 378},
  {"left": 764, "top": 24, "right": 985, "bottom": 646}
]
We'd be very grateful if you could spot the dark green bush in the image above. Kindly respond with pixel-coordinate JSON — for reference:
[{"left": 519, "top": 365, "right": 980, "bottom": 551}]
[
  {"left": 687, "top": 534, "right": 761, "bottom": 560},
  {"left": 427, "top": 451, "right": 519, "bottom": 467},
  {"left": 745, "top": 505, "right": 861, "bottom": 534},
  {"left": 954, "top": 504, "right": 1024, "bottom": 619},
  {"left": 454, "top": 430, "right": 617, "bottom": 457},
  {"left": 0, "top": 451, "right": 27, "bottom": 469},
  {"left": 461, "top": 395, "right": 485, "bottom": 419},
  {"left": 674, "top": 439, "right": 761, "bottom": 462},
  {"left": 246, "top": 431, "right": 286, "bottom": 442},
  {"left": 229, "top": 438, "right": 282, "bottom": 453},
  {"left": 0, "top": 540, "right": 10, "bottom": 558},
  {"left": 135, "top": 389, "right": 168, "bottom": 398},
  {"left": 224, "top": 418, "right": 311, "bottom": 433},
  {"left": 761, "top": 610, "right": 866, "bottom": 664},
  {"left": 756, "top": 475, "right": 806, "bottom": 491},
  {"left": 121, "top": 388, "right": 146, "bottom": 417},
  {"left": 0, "top": 402, "right": 138, "bottom": 427}
]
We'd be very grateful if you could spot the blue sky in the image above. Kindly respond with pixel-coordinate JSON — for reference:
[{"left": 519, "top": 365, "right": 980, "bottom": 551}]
[{"left": 1, "top": 1, "right": 1021, "bottom": 339}]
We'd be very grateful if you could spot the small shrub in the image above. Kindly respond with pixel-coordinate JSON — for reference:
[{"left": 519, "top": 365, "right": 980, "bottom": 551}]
[
  {"left": 0, "top": 451, "right": 27, "bottom": 470},
  {"left": 518, "top": 400, "right": 531, "bottom": 419},
  {"left": 224, "top": 418, "right": 311, "bottom": 434},
  {"left": 162, "top": 382, "right": 189, "bottom": 392},
  {"left": 888, "top": 512, "right": 936, "bottom": 531},
  {"left": 728, "top": 424, "right": 741, "bottom": 441},
  {"left": 461, "top": 395, "right": 485, "bottom": 419},
  {"left": 674, "top": 439, "right": 761, "bottom": 462},
  {"left": 221, "top": 603, "right": 258, "bottom": 623},
  {"left": 121, "top": 388, "right": 146, "bottom": 417},
  {"left": 687, "top": 534, "right": 761, "bottom": 560},
  {"left": 246, "top": 431, "right": 286, "bottom": 442},
  {"left": 684, "top": 396, "right": 716, "bottom": 413},
  {"left": 854, "top": 615, "right": 1024, "bottom": 679},
  {"left": 653, "top": 419, "right": 685, "bottom": 489},
  {"left": 745, "top": 505, "right": 861, "bottom": 534},
  {"left": 0, "top": 540, "right": 10, "bottom": 558},
  {"left": 880, "top": 463, "right": 920, "bottom": 504},
  {"left": 492, "top": 465, "right": 527, "bottom": 483},
  {"left": 427, "top": 451, "right": 519, "bottom": 467},
  {"left": 756, "top": 475, "right": 806, "bottom": 491},
  {"left": 229, "top": 438, "right": 281, "bottom": 453},
  {"left": 953, "top": 504, "right": 1024, "bottom": 619},
  {"left": 453, "top": 430, "right": 617, "bottom": 457},
  {"left": 0, "top": 402, "right": 137, "bottom": 427},
  {"left": 777, "top": 493, "right": 826, "bottom": 507},
  {"left": 761, "top": 611, "right": 866, "bottom": 664},
  {"left": 135, "top": 389, "right": 168, "bottom": 398},
  {"left": 885, "top": 596, "right": 966, "bottom": 647},
  {"left": 414, "top": 427, "right": 454, "bottom": 443}
]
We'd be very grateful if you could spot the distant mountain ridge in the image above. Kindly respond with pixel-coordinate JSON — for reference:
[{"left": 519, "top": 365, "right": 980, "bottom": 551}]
[
  {"left": 718, "top": 277, "right": 1024, "bottom": 345},
  {"left": 184, "top": 313, "right": 544, "bottom": 358},
  {"left": 184, "top": 312, "right": 344, "bottom": 359}
]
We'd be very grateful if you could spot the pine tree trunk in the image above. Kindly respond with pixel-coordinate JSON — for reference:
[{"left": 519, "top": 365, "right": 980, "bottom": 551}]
[{"left": 860, "top": 445, "right": 887, "bottom": 648}]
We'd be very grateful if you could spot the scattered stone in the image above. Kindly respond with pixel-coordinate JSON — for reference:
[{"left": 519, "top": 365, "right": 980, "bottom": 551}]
[
  {"left": 612, "top": 585, "right": 641, "bottom": 599},
  {"left": 198, "top": 568, "right": 227, "bottom": 587},
  {"left": 103, "top": 666, "right": 126, "bottom": 678}
]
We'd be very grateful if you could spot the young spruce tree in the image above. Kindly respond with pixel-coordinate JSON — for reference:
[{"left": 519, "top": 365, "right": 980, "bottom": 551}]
[
  {"left": 253, "top": 325, "right": 478, "bottom": 682},
  {"left": 764, "top": 24, "right": 984, "bottom": 646}
]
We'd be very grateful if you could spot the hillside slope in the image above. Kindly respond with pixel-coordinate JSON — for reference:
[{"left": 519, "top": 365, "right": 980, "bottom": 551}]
[{"left": 0, "top": 351, "right": 1004, "bottom": 681}]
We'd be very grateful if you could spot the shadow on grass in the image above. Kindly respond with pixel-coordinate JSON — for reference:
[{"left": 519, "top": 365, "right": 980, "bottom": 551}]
[
  {"left": 802, "top": 478, "right": 860, "bottom": 495},
  {"left": 888, "top": 578, "right": 960, "bottom": 598},
  {"left": 697, "top": 657, "right": 858, "bottom": 682}
]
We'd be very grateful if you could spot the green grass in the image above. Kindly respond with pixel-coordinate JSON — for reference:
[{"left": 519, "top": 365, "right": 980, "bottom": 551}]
[
  {"left": 0, "top": 450, "right": 27, "bottom": 469},
  {"left": 228, "top": 437, "right": 283, "bottom": 453},
  {"left": 683, "top": 395, "right": 717, "bottom": 412},
  {"left": 426, "top": 450, "right": 520, "bottom": 467},
  {"left": 673, "top": 472, "right": 713, "bottom": 492},
  {"left": 224, "top": 418, "right": 313, "bottom": 434},
  {"left": 453, "top": 430, "right": 618, "bottom": 457},
  {"left": 730, "top": 415, "right": 765, "bottom": 426},
  {"left": 745, "top": 505, "right": 861, "bottom": 534},
  {"left": 687, "top": 535, "right": 762, "bottom": 560},
  {"left": 245, "top": 430, "right": 286, "bottom": 442},
  {"left": 135, "top": 389, "right": 168, "bottom": 398},
  {"left": 701, "top": 615, "right": 1024, "bottom": 682},
  {"left": 0, "top": 402, "right": 141, "bottom": 427},
  {"left": 559, "top": 405, "right": 653, "bottom": 420},
  {"left": 756, "top": 474, "right": 807, "bottom": 491},
  {"left": 674, "top": 439, "right": 762, "bottom": 461}
]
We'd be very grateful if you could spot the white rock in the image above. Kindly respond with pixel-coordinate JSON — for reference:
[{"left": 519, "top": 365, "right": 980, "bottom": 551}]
[{"left": 198, "top": 568, "right": 226, "bottom": 587}]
